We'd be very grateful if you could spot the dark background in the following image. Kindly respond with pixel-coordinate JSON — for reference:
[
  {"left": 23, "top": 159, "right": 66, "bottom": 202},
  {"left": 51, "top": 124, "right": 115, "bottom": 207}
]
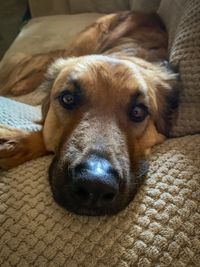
[{"left": 0, "top": 0, "right": 27, "bottom": 59}]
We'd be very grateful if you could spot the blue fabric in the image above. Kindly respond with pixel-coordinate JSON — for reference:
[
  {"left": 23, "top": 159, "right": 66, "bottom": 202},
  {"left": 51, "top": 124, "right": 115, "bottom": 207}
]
[{"left": 0, "top": 97, "right": 42, "bottom": 131}]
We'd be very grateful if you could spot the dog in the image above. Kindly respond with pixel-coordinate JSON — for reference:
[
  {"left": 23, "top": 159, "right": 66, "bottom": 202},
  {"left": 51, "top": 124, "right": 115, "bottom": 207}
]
[{"left": 0, "top": 11, "right": 179, "bottom": 215}]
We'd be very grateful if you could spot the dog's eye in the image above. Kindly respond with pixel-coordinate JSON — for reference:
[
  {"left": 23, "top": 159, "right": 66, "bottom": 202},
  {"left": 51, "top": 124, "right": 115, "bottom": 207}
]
[
  {"left": 129, "top": 104, "right": 148, "bottom": 122},
  {"left": 62, "top": 94, "right": 74, "bottom": 105},
  {"left": 58, "top": 91, "right": 77, "bottom": 110}
]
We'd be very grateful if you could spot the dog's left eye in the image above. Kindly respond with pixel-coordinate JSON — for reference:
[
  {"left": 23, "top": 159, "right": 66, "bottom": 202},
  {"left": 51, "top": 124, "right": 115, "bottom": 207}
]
[
  {"left": 58, "top": 91, "right": 77, "bottom": 110},
  {"left": 129, "top": 104, "right": 148, "bottom": 122}
]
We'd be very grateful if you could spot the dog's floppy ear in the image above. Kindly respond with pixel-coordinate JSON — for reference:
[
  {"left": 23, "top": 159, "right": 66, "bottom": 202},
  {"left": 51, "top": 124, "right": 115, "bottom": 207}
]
[
  {"left": 40, "top": 58, "right": 70, "bottom": 123},
  {"left": 147, "top": 64, "right": 179, "bottom": 136}
]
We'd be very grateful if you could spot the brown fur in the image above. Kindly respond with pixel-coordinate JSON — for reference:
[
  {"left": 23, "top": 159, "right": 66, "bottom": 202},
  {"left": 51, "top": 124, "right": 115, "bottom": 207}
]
[{"left": 0, "top": 12, "right": 178, "bottom": 215}]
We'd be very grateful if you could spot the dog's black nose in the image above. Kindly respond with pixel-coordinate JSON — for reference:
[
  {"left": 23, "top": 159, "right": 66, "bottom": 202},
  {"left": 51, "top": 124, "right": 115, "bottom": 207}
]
[{"left": 72, "top": 155, "right": 119, "bottom": 207}]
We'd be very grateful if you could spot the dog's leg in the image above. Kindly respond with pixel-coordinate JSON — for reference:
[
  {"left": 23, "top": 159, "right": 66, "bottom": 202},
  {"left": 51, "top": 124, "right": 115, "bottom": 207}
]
[{"left": 0, "top": 124, "right": 49, "bottom": 170}]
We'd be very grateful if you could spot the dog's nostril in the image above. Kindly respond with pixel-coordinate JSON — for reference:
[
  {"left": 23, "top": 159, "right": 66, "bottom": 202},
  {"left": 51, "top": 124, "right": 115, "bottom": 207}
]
[
  {"left": 74, "top": 186, "right": 90, "bottom": 201},
  {"left": 102, "top": 192, "right": 116, "bottom": 202}
]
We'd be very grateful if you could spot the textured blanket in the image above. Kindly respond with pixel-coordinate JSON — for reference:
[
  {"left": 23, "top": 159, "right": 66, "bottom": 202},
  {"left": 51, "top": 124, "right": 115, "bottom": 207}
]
[{"left": 0, "top": 133, "right": 199, "bottom": 266}]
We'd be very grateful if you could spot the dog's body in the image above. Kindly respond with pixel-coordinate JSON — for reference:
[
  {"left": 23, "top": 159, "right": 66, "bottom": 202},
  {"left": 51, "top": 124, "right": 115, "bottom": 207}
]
[{"left": 0, "top": 12, "right": 178, "bottom": 215}]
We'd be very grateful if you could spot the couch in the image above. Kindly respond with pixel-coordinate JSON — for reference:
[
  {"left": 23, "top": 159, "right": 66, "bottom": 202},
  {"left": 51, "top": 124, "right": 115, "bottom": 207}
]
[{"left": 0, "top": 0, "right": 199, "bottom": 266}]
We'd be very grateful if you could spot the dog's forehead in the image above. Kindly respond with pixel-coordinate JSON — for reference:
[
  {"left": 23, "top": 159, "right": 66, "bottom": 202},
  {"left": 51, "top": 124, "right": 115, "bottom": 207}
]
[
  {"left": 53, "top": 55, "right": 148, "bottom": 98},
  {"left": 73, "top": 55, "right": 147, "bottom": 84},
  {"left": 52, "top": 55, "right": 148, "bottom": 103}
]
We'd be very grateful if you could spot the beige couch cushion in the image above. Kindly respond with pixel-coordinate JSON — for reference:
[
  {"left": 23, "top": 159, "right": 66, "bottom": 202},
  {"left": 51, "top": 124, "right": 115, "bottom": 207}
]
[
  {"left": 0, "top": 127, "right": 199, "bottom": 266},
  {"left": 158, "top": 0, "right": 200, "bottom": 136}
]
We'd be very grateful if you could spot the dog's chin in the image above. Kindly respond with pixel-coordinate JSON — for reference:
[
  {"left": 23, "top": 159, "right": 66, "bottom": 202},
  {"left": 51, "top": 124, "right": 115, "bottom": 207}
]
[{"left": 48, "top": 156, "right": 148, "bottom": 216}]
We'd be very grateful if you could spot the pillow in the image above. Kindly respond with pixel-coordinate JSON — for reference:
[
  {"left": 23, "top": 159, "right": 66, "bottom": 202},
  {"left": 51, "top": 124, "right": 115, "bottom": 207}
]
[
  {"left": 29, "top": 0, "right": 70, "bottom": 17},
  {"left": 29, "top": 0, "right": 160, "bottom": 16},
  {"left": 29, "top": 0, "right": 129, "bottom": 17},
  {"left": 130, "top": 0, "right": 161, "bottom": 12},
  {"left": 69, "top": 0, "right": 129, "bottom": 14},
  {"left": 158, "top": 0, "right": 200, "bottom": 136}
]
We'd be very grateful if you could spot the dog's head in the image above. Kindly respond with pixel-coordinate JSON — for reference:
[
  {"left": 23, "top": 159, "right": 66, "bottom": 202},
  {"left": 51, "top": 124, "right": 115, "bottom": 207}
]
[{"left": 42, "top": 55, "right": 178, "bottom": 215}]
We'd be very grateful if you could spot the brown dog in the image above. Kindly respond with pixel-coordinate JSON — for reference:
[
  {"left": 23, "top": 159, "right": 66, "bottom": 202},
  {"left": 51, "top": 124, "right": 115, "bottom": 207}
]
[{"left": 0, "top": 12, "right": 178, "bottom": 215}]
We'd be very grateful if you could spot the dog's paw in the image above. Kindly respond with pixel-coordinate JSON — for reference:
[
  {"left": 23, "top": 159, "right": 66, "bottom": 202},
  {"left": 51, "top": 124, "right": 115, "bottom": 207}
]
[
  {"left": 0, "top": 125, "right": 48, "bottom": 170},
  {"left": 0, "top": 125, "right": 28, "bottom": 170}
]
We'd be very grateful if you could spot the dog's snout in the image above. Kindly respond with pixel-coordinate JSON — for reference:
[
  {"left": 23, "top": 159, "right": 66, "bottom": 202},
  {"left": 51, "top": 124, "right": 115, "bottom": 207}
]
[{"left": 72, "top": 155, "right": 119, "bottom": 207}]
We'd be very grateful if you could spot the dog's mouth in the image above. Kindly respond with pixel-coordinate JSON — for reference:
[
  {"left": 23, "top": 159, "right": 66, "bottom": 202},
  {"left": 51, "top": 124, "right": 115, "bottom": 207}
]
[{"left": 48, "top": 156, "right": 148, "bottom": 216}]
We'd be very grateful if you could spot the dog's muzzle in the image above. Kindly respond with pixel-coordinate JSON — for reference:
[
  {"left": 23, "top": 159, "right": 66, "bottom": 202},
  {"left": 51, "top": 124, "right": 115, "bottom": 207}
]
[
  {"left": 49, "top": 154, "right": 124, "bottom": 215},
  {"left": 49, "top": 153, "right": 147, "bottom": 216}
]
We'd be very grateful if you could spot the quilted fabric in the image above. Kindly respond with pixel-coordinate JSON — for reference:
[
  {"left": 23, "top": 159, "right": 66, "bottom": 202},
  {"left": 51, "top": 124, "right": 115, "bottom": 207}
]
[{"left": 0, "top": 135, "right": 200, "bottom": 266}]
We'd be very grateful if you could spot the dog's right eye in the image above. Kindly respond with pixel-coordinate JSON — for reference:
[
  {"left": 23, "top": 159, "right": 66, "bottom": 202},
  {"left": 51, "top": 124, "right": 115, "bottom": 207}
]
[
  {"left": 129, "top": 104, "right": 149, "bottom": 123},
  {"left": 58, "top": 91, "right": 79, "bottom": 110}
]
